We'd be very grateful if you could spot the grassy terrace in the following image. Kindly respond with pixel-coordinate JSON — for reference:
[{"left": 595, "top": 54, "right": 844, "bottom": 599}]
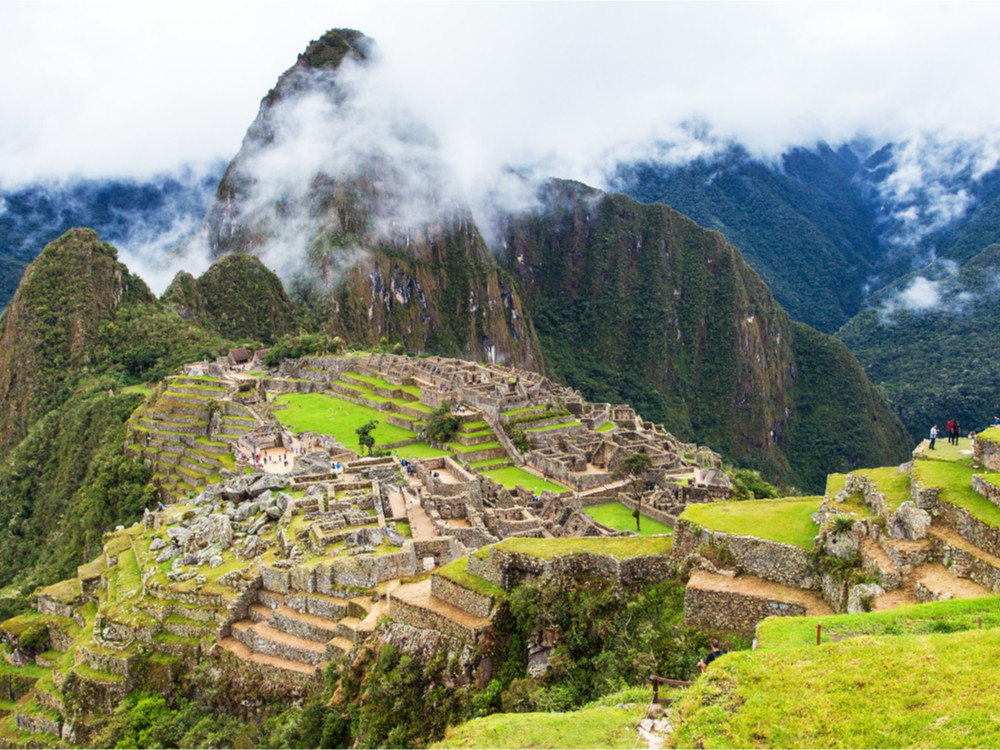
[
  {"left": 596, "top": 421, "right": 615, "bottom": 433},
  {"left": 852, "top": 465, "right": 911, "bottom": 511},
  {"left": 756, "top": 594, "right": 1000, "bottom": 650},
  {"left": 435, "top": 557, "right": 505, "bottom": 599},
  {"left": 480, "top": 466, "right": 568, "bottom": 493},
  {"left": 273, "top": 392, "right": 416, "bottom": 444},
  {"left": 484, "top": 534, "right": 672, "bottom": 560},
  {"left": 670, "top": 626, "right": 1000, "bottom": 748},
  {"left": 915, "top": 456, "right": 1000, "bottom": 528},
  {"left": 680, "top": 496, "right": 822, "bottom": 549},
  {"left": 584, "top": 502, "right": 673, "bottom": 536}
]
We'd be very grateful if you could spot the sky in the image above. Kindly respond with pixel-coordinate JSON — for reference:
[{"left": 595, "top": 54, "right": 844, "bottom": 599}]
[{"left": 4, "top": 1, "right": 1000, "bottom": 190}]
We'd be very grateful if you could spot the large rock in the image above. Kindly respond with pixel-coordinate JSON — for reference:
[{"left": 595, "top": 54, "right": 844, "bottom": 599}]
[
  {"left": 166, "top": 526, "right": 192, "bottom": 548},
  {"left": 295, "top": 451, "right": 331, "bottom": 475},
  {"left": 248, "top": 474, "right": 288, "bottom": 497},
  {"left": 185, "top": 514, "right": 233, "bottom": 552},
  {"left": 233, "top": 500, "right": 259, "bottom": 523},
  {"left": 847, "top": 583, "right": 885, "bottom": 613},
  {"left": 889, "top": 501, "right": 931, "bottom": 540},
  {"left": 221, "top": 478, "right": 249, "bottom": 503}
]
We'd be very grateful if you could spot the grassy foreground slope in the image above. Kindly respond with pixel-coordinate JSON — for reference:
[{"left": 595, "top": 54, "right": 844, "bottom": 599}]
[{"left": 670, "top": 598, "right": 1000, "bottom": 748}]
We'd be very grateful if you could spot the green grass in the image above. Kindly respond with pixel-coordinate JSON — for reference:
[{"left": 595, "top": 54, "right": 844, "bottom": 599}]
[
  {"left": 395, "top": 521, "right": 411, "bottom": 538},
  {"left": 584, "top": 502, "right": 673, "bottom": 536},
  {"left": 824, "top": 472, "right": 847, "bottom": 497},
  {"left": 756, "top": 594, "right": 1000, "bottom": 650},
  {"left": 434, "top": 704, "right": 647, "bottom": 749},
  {"left": 480, "top": 466, "right": 568, "bottom": 493},
  {"left": 915, "top": 457, "right": 1000, "bottom": 528},
  {"left": 917, "top": 436, "right": 976, "bottom": 461},
  {"left": 596, "top": 421, "right": 616, "bottom": 432},
  {"left": 670, "top": 628, "right": 1000, "bottom": 748},
  {"left": 273, "top": 392, "right": 415, "bottom": 444},
  {"left": 493, "top": 535, "right": 672, "bottom": 560},
  {"left": 525, "top": 420, "right": 583, "bottom": 432},
  {"left": 435, "top": 557, "right": 505, "bottom": 599},
  {"left": 448, "top": 440, "right": 503, "bottom": 454},
  {"left": 853, "top": 465, "right": 912, "bottom": 511},
  {"left": 680, "top": 497, "right": 822, "bottom": 549}
]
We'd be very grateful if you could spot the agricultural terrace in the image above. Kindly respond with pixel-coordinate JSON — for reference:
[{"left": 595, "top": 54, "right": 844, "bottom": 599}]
[
  {"left": 481, "top": 534, "right": 673, "bottom": 560},
  {"left": 480, "top": 466, "right": 568, "bottom": 494},
  {"left": 680, "top": 496, "right": 822, "bottom": 549},
  {"left": 915, "top": 454, "right": 1000, "bottom": 528},
  {"left": 585, "top": 502, "right": 673, "bottom": 536}
]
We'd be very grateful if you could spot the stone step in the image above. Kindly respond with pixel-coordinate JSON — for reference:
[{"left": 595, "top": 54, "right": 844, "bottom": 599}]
[
  {"left": 249, "top": 604, "right": 271, "bottom": 623},
  {"left": 928, "top": 523, "right": 1000, "bottom": 592},
  {"left": 259, "top": 590, "right": 285, "bottom": 609},
  {"left": 335, "top": 617, "right": 364, "bottom": 643},
  {"left": 325, "top": 636, "right": 354, "bottom": 660},
  {"left": 878, "top": 536, "right": 935, "bottom": 570},
  {"left": 390, "top": 579, "right": 491, "bottom": 646},
  {"left": 859, "top": 537, "right": 902, "bottom": 591},
  {"left": 217, "top": 637, "right": 317, "bottom": 677},
  {"left": 349, "top": 596, "right": 374, "bottom": 619},
  {"left": 914, "top": 562, "right": 992, "bottom": 602},
  {"left": 285, "top": 590, "right": 350, "bottom": 620},
  {"left": 231, "top": 620, "right": 327, "bottom": 665},
  {"left": 270, "top": 605, "right": 340, "bottom": 643}
]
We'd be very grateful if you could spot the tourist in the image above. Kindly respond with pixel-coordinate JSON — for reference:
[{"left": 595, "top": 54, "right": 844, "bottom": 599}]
[
  {"left": 698, "top": 639, "right": 727, "bottom": 672},
  {"left": 952, "top": 420, "right": 961, "bottom": 446},
  {"left": 947, "top": 419, "right": 955, "bottom": 445},
  {"left": 929, "top": 424, "right": 938, "bottom": 450}
]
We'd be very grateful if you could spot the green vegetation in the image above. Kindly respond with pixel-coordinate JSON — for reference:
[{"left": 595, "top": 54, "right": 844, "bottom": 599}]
[
  {"left": 436, "top": 557, "right": 505, "bottom": 599},
  {"left": 670, "top": 628, "right": 1000, "bottom": 748},
  {"left": 492, "top": 535, "right": 672, "bottom": 560},
  {"left": 273, "top": 392, "right": 413, "bottom": 443},
  {"left": 425, "top": 401, "right": 462, "bottom": 444},
  {"left": 479, "top": 466, "right": 568, "bottom": 494},
  {"left": 916, "top": 457, "right": 1000, "bottom": 528},
  {"left": 585, "top": 502, "right": 673, "bottom": 536},
  {"left": 612, "top": 452, "right": 653, "bottom": 532},
  {"left": 853, "top": 465, "right": 912, "bottom": 511},
  {"left": 681, "top": 497, "right": 822, "bottom": 549}
]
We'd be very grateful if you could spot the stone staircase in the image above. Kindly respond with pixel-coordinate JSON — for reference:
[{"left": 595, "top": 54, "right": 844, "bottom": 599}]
[{"left": 220, "top": 588, "right": 387, "bottom": 681}]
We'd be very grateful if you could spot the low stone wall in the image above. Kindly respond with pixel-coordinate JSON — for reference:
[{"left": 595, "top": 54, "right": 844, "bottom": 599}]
[
  {"left": 923, "top": 495, "right": 1000, "bottom": 559},
  {"left": 618, "top": 496, "right": 675, "bottom": 528},
  {"left": 975, "top": 436, "right": 1000, "bottom": 472},
  {"left": 673, "top": 519, "right": 819, "bottom": 589},
  {"left": 431, "top": 575, "right": 495, "bottom": 619},
  {"left": 845, "top": 474, "right": 889, "bottom": 516},
  {"left": 684, "top": 581, "right": 807, "bottom": 633},
  {"left": 76, "top": 644, "right": 140, "bottom": 678},
  {"left": 482, "top": 546, "right": 675, "bottom": 591},
  {"left": 931, "top": 537, "right": 1000, "bottom": 593},
  {"left": 467, "top": 553, "right": 503, "bottom": 588},
  {"left": 972, "top": 475, "right": 1000, "bottom": 510},
  {"left": 36, "top": 595, "right": 74, "bottom": 619},
  {"left": 15, "top": 711, "right": 61, "bottom": 739}
]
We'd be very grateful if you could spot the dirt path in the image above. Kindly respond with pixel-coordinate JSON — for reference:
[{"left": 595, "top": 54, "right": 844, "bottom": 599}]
[
  {"left": 406, "top": 489, "right": 437, "bottom": 538},
  {"left": 688, "top": 569, "right": 833, "bottom": 615}
]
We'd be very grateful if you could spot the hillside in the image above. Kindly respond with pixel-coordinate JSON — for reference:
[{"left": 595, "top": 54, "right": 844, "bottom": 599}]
[
  {"left": 838, "top": 243, "right": 1000, "bottom": 442},
  {"left": 498, "top": 181, "right": 910, "bottom": 490},
  {"left": 201, "top": 29, "right": 542, "bottom": 369}
]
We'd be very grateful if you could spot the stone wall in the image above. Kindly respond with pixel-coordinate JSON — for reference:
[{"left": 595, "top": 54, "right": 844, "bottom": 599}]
[
  {"left": 390, "top": 592, "right": 487, "bottom": 646},
  {"left": 931, "top": 536, "right": 1000, "bottom": 593},
  {"left": 481, "top": 546, "right": 676, "bottom": 591},
  {"left": 972, "top": 475, "right": 1000, "bottom": 510},
  {"left": 974, "top": 436, "right": 1000, "bottom": 472},
  {"left": 922, "top": 494, "right": 1000, "bottom": 559},
  {"left": 673, "top": 519, "right": 819, "bottom": 589},
  {"left": 684, "top": 582, "right": 807, "bottom": 632},
  {"left": 618, "top": 495, "right": 675, "bottom": 528},
  {"left": 431, "top": 575, "right": 495, "bottom": 619},
  {"left": 36, "top": 595, "right": 74, "bottom": 619}
]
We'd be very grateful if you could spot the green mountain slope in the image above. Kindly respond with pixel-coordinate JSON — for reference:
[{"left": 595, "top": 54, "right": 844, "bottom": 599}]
[
  {"left": 838, "top": 243, "right": 1000, "bottom": 441},
  {"left": 500, "top": 181, "right": 910, "bottom": 490}
]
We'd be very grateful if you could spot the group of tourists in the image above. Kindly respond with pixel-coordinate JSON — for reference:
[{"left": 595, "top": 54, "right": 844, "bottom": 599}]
[{"left": 928, "top": 417, "right": 992, "bottom": 449}]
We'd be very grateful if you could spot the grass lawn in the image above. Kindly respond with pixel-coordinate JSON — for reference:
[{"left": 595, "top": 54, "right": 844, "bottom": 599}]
[
  {"left": 596, "top": 421, "right": 616, "bottom": 432},
  {"left": 680, "top": 497, "right": 822, "bottom": 549},
  {"left": 491, "top": 535, "right": 672, "bottom": 560},
  {"left": 585, "top": 502, "right": 672, "bottom": 536},
  {"left": 480, "top": 466, "right": 568, "bottom": 493},
  {"left": 434, "top": 703, "right": 647, "bottom": 749},
  {"left": 915, "top": 457, "right": 1000, "bottom": 529},
  {"left": 852, "top": 465, "right": 912, "bottom": 511},
  {"left": 915, "top": 436, "right": 976, "bottom": 462},
  {"left": 273, "top": 392, "right": 414, "bottom": 444},
  {"left": 670, "top": 627, "right": 1000, "bottom": 748}
]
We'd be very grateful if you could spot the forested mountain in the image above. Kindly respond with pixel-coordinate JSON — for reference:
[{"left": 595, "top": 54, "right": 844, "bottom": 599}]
[{"left": 0, "top": 167, "right": 222, "bottom": 308}]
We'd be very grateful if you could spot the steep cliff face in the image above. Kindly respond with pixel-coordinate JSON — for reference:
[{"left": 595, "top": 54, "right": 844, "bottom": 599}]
[
  {"left": 200, "top": 28, "right": 541, "bottom": 368},
  {"left": 499, "top": 181, "right": 910, "bottom": 489}
]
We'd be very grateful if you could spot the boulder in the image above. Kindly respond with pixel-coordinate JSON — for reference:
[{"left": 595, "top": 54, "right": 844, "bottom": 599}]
[
  {"left": 265, "top": 506, "right": 282, "bottom": 520},
  {"left": 248, "top": 474, "right": 288, "bottom": 497},
  {"left": 221, "top": 478, "right": 248, "bottom": 503},
  {"left": 889, "top": 501, "right": 931, "bottom": 540},
  {"left": 384, "top": 526, "right": 406, "bottom": 547},
  {"left": 295, "top": 451, "right": 331, "bottom": 475},
  {"left": 208, "top": 555, "right": 225, "bottom": 569},
  {"left": 233, "top": 501, "right": 258, "bottom": 523},
  {"left": 155, "top": 546, "right": 182, "bottom": 564},
  {"left": 847, "top": 583, "right": 885, "bottom": 613},
  {"left": 149, "top": 537, "right": 166, "bottom": 552},
  {"left": 166, "top": 526, "right": 192, "bottom": 548},
  {"left": 185, "top": 514, "right": 233, "bottom": 552},
  {"left": 276, "top": 492, "right": 293, "bottom": 514}
]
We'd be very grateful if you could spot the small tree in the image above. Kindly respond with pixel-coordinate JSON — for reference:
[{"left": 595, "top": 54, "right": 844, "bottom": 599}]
[
  {"left": 425, "top": 400, "right": 462, "bottom": 444},
  {"left": 356, "top": 419, "right": 378, "bottom": 457},
  {"left": 613, "top": 452, "right": 653, "bottom": 532}
]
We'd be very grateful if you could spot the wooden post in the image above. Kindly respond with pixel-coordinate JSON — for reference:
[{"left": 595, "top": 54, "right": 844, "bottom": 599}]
[{"left": 816, "top": 622, "right": 822, "bottom": 645}]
